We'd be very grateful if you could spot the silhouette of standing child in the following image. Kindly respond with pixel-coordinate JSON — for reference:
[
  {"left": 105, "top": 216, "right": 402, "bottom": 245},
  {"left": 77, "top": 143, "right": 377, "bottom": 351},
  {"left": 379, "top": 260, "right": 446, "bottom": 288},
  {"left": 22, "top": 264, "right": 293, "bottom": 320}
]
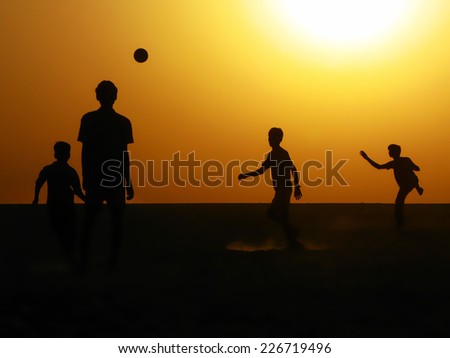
[
  {"left": 78, "top": 80, "right": 134, "bottom": 273},
  {"left": 360, "top": 144, "right": 423, "bottom": 226},
  {"left": 238, "top": 128, "right": 303, "bottom": 249},
  {"left": 33, "top": 142, "right": 85, "bottom": 267}
]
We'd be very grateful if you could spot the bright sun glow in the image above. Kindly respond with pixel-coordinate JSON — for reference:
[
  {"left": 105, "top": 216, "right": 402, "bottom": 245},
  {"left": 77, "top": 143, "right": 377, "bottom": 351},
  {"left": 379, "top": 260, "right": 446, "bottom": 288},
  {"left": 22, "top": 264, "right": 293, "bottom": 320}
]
[{"left": 274, "top": 0, "right": 413, "bottom": 47}]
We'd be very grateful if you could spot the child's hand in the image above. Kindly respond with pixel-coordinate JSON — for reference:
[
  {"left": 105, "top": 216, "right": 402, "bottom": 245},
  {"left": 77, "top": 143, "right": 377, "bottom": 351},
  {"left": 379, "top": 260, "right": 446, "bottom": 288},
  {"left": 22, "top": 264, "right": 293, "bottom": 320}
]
[
  {"left": 294, "top": 186, "right": 302, "bottom": 200},
  {"left": 360, "top": 150, "right": 368, "bottom": 159},
  {"left": 238, "top": 174, "right": 245, "bottom": 181}
]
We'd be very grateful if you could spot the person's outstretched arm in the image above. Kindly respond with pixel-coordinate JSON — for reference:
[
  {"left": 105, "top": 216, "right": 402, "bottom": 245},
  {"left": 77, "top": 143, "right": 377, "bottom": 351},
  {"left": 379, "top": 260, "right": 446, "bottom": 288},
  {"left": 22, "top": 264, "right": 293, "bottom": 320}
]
[
  {"left": 360, "top": 151, "right": 390, "bottom": 170},
  {"left": 33, "top": 170, "right": 46, "bottom": 204},
  {"left": 238, "top": 166, "right": 266, "bottom": 180}
]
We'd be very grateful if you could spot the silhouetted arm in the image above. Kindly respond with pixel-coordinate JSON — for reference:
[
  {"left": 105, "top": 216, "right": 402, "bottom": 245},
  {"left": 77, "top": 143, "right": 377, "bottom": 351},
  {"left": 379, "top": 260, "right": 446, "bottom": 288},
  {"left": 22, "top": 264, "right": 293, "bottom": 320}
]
[
  {"left": 238, "top": 166, "right": 266, "bottom": 180},
  {"left": 33, "top": 169, "right": 46, "bottom": 204},
  {"left": 71, "top": 170, "right": 86, "bottom": 202},
  {"left": 410, "top": 159, "right": 420, "bottom": 171},
  {"left": 239, "top": 152, "right": 272, "bottom": 180},
  {"left": 292, "top": 166, "right": 302, "bottom": 200},
  {"left": 360, "top": 151, "right": 390, "bottom": 170},
  {"left": 121, "top": 118, "right": 134, "bottom": 200},
  {"left": 123, "top": 148, "right": 134, "bottom": 200},
  {"left": 78, "top": 116, "right": 89, "bottom": 190},
  {"left": 81, "top": 145, "right": 89, "bottom": 190}
]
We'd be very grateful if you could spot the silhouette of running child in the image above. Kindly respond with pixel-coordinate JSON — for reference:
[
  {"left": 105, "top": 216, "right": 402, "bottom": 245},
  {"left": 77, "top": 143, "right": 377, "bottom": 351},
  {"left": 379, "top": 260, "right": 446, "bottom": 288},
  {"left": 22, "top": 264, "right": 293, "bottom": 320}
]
[
  {"left": 78, "top": 80, "right": 134, "bottom": 273},
  {"left": 238, "top": 128, "right": 303, "bottom": 249},
  {"left": 33, "top": 141, "right": 85, "bottom": 267},
  {"left": 360, "top": 144, "right": 423, "bottom": 226}
]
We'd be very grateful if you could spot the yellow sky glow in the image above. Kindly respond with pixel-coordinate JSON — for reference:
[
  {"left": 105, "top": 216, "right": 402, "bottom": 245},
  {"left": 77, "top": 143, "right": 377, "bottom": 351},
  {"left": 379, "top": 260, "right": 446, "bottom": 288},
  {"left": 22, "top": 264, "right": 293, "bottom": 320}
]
[
  {"left": 272, "top": 0, "right": 416, "bottom": 48},
  {"left": 0, "top": 0, "right": 448, "bottom": 204}
]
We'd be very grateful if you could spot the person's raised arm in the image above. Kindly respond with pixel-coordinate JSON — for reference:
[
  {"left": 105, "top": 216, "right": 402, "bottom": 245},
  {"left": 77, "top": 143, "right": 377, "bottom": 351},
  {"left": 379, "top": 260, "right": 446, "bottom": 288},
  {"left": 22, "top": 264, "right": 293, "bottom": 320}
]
[{"left": 360, "top": 151, "right": 390, "bottom": 170}]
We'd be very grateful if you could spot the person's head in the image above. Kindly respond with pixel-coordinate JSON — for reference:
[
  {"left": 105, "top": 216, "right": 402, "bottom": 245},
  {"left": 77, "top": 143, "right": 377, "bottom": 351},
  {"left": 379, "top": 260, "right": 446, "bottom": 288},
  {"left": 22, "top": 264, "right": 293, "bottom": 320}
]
[
  {"left": 95, "top": 80, "right": 118, "bottom": 107},
  {"left": 54, "top": 141, "right": 71, "bottom": 162},
  {"left": 268, "top": 127, "right": 283, "bottom": 147},
  {"left": 388, "top": 144, "right": 401, "bottom": 158}
]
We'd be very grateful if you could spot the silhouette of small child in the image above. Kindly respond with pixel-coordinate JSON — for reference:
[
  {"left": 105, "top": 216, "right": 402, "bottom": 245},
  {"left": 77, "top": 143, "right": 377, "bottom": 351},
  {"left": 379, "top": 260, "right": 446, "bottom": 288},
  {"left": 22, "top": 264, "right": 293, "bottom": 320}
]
[
  {"left": 238, "top": 128, "right": 303, "bottom": 249},
  {"left": 33, "top": 142, "right": 85, "bottom": 266},
  {"left": 360, "top": 144, "right": 423, "bottom": 226}
]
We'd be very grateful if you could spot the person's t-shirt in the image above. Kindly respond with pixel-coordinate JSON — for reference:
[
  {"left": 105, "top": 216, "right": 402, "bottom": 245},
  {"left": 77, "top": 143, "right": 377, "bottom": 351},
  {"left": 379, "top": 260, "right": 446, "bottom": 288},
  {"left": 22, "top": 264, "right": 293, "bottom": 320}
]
[
  {"left": 262, "top": 147, "right": 294, "bottom": 190},
  {"left": 37, "top": 162, "right": 81, "bottom": 207},
  {"left": 78, "top": 108, "right": 133, "bottom": 187},
  {"left": 385, "top": 157, "right": 418, "bottom": 187}
]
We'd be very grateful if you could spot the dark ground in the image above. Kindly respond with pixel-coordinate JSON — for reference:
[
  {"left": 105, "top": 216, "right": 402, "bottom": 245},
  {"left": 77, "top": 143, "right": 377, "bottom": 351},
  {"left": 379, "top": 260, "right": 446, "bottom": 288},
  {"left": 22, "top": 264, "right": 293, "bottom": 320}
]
[{"left": 1, "top": 203, "right": 450, "bottom": 337}]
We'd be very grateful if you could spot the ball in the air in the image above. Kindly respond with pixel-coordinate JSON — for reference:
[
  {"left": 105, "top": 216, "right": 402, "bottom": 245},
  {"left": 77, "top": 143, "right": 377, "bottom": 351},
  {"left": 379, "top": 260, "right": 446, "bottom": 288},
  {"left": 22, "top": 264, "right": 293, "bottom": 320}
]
[{"left": 134, "top": 48, "right": 148, "bottom": 63}]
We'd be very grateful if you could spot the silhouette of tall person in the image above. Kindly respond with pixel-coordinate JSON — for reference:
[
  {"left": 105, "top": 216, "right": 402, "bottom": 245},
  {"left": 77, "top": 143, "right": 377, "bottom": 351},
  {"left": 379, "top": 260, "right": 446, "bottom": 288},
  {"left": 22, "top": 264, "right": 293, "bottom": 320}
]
[
  {"left": 360, "top": 144, "right": 423, "bottom": 227},
  {"left": 33, "top": 142, "right": 85, "bottom": 267},
  {"left": 238, "top": 128, "right": 303, "bottom": 249},
  {"left": 78, "top": 81, "right": 134, "bottom": 272}
]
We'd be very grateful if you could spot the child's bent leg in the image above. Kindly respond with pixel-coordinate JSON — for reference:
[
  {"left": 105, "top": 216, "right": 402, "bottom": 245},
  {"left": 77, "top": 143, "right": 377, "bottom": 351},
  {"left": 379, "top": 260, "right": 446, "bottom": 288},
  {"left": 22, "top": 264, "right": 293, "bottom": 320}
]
[
  {"left": 270, "top": 189, "right": 303, "bottom": 249},
  {"left": 415, "top": 183, "right": 424, "bottom": 196}
]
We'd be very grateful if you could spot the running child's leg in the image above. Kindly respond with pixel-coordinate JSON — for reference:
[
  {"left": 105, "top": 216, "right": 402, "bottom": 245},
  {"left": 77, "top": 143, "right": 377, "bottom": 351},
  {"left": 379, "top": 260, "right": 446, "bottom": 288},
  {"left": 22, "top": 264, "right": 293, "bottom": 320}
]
[
  {"left": 415, "top": 183, "right": 424, "bottom": 195},
  {"left": 395, "top": 186, "right": 414, "bottom": 227}
]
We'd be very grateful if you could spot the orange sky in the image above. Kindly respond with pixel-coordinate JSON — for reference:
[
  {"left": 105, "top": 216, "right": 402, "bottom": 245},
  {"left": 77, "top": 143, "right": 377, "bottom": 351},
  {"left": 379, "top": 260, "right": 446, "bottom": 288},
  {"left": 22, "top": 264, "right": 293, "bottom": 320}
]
[{"left": 1, "top": 0, "right": 449, "bottom": 203}]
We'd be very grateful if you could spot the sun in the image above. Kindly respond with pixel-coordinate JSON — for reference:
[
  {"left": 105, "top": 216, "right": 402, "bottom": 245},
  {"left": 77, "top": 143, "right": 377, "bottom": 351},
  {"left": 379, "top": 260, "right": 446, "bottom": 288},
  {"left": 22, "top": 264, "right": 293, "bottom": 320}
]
[{"left": 273, "top": 0, "right": 414, "bottom": 47}]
